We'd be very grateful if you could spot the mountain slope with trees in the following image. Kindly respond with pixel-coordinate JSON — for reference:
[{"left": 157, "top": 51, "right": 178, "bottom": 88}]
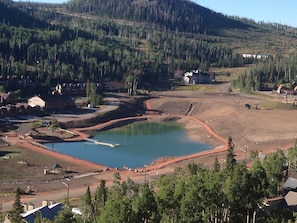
[
  {"left": 65, "top": 0, "right": 251, "bottom": 35},
  {"left": 0, "top": 0, "right": 297, "bottom": 95}
]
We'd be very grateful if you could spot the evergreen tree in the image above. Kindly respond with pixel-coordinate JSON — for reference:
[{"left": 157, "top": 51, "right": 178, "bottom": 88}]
[
  {"left": 94, "top": 180, "right": 107, "bottom": 216},
  {"left": 225, "top": 136, "right": 236, "bottom": 172},
  {"left": 81, "top": 186, "right": 93, "bottom": 222},
  {"left": 53, "top": 207, "right": 76, "bottom": 223},
  {"left": 99, "top": 178, "right": 137, "bottom": 222},
  {"left": 186, "top": 163, "right": 201, "bottom": 175},
  {"left": 9, "top": 188, "right": 24, "bottom": 223},
  {"left": 213, "top": 156, "right": 221, "bottom": 172}
]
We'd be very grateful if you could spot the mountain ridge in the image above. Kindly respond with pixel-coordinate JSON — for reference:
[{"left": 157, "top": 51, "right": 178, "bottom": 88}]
[{"left": 64, "top": 0, "right": 252, "bottom": 35}]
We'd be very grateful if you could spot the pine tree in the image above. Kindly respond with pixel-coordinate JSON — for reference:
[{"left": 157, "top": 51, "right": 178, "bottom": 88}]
[
  {"left": 94, "top": 180, "right": 107, "bottom": 215},
  {"left": 81, "top": 186, "right": 93, "bottom": 222},
  {"left": 9, "top": 188, "right": 24, "bottom": 223},
  {"left": 213, "top": 156, "right": 221, "bottom": 172},
  {"left": 225, "top": 136, "right": 236, "bottom": 172},
  {"left": 53, "top": 207, "right": 75, "bottom": 223}
]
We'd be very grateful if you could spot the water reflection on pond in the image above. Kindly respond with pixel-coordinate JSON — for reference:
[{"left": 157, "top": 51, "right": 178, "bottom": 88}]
[{"left": 45, "top": 122, "right": 213, "bottom": 168}]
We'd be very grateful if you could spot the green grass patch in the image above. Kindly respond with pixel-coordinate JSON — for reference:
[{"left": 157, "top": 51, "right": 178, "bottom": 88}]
[
  {"left": 175, "top": 84, "right": 219, "bottom": 92},
  {"left": 30, "top": 120, "right": 43, "bottom": 128},
  {"left": 210, "top": 66, "right": 250, "bottom": 83},
  {"left": 260, "top": 101, "right": 297, "bottom": 110},
  {"left": 0, "top": 190, "right": 14, "bottom": 198}
]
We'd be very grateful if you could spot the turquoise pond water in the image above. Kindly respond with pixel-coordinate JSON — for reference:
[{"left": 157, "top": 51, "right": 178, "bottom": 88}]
[{"left": 45, "top": 122, "right": 213, "bottom": 168}]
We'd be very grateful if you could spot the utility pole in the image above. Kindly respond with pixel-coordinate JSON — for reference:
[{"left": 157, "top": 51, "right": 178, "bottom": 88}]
[
  {"left": 144, "top": 165, "right": 148, "bottom": 183},
  {"left": 240, "top": 145, "right": 248, "bottom": 163},
  {"left": 62, "top": 178, "right": 70, "bottom": 205}
]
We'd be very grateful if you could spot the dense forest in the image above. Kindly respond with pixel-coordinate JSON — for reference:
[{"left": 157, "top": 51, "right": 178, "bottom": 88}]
[
  {"left": 8, "top": 137, "right": 297, "bottom": 223},
  {"left": 2, "top": 0, "right": 297, "bottom": 97},
  {"left": 0, "top": 0, "right": 246, "bottom": 89},
  {"left": 64, "top": 0, "right": 251, "bottom": 35},
  {"left": 233, "top": 54, "right": 297, "bottom": 92}
]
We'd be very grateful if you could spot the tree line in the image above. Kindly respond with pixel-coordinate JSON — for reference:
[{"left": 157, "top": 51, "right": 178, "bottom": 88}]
[
  {"left": 8, "top": 137, "right": 297, "bottom": 223},
  {"left": 0, "top": 10, "right": 244, "bottom": 96},
  {"left": 233, "top": 54, "right": 297, "bottom": 92}
]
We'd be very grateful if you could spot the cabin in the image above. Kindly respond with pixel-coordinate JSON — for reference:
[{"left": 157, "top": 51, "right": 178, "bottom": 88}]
[
  {"left": 15, "top": 123, "right": 32, "bottom": 139},
  {"left": 27, "top": 95, "right": 75, "bottom": 112},
  {"left": 276, "top": 84, "right": 295, "bottom": 95},
  {"left": 183, "top": 70, "right": 213, "bottom": 84}
]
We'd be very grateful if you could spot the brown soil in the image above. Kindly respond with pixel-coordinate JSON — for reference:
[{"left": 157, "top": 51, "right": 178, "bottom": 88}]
[{"left": 1, "top": 87, "right": 297, "bottom": 211}]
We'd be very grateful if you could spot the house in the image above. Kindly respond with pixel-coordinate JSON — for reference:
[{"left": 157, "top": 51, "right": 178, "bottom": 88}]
[
  {"left": 21, "top": 202, "right": 63, "bottom": 223},
  {"left": 183, "top": 70, "right": 213, "bottom": 84},
  {"left": 4, "top": 201, "right": 63, "bottom": 223},
  {"left": 174, "top": 70, "right": 184, "bottom": 81},
  {"left": 51, "top": 163, "right": 63, "bottom": 174},
  {"left": 241, "top": 53, "right": 271, "bottom": 60},
  {"left": 104, "top": 81, "right": 126, "bottom": 93},
  {"left": 276, "top": 84, "right": 294, "bottom": 95},
  {"left": 27, "top": 95, "right": 46, "bottom": 108},
  {"left": 284, "top": 177, "right": 297, "bottom": 192},
  {"left": 261, "top": 196, "right": 287, "bottom": 213},
  {"left": 260, "top": 191, "right": 297, "bottom": 218},
  {"left": 15, "top": 123, "right": 32, "bottom": 139},
  {"left": 0, "top": 92, "right": 15, "bottom": 105},
  {"left": 27, "top": 95, "right": 75, "bottom": 112}
]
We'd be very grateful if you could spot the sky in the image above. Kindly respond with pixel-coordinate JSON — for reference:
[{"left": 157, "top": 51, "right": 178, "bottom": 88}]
[
  {"left": 195, "top": 0, "right": 297, "bottom": 28},
  {"left": 13, "top": 0, "right": 297, "bottom": 28}
]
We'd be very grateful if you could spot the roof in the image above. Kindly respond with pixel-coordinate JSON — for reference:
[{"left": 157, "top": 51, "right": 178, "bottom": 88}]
[
  {"left": 0, "top": 92, "right": 11, "bottom": 100},
  {"left": 21, "top": 202, "right": 63, "bottom": 223},
  {"left": 38, "top": 94, "right": 74, "bottom": 103},
  {"left": 262, "top": 191, "right": 297, "bottom": 213},
  {"left": 16, "top": 124, "right": 32, "bottom": 135},
  {"left": 53, "top": 163, "right": 62, "bottom": 169},
  {"left": 285, "top": 191, "right": 297, "bottom": 207},
  {"left": 284, "top": 177, "right": 297, "bottom": 191}
]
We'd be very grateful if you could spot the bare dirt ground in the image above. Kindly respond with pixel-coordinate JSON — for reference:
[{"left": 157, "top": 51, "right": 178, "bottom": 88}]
[{"left": 1, "top": 85, "right": 297, "bottom": 211}]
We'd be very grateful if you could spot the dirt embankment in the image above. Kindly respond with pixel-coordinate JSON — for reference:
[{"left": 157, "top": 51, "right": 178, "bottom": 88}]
[
  {"left": 3, "top": 89, "right": 297, "bottom": 212},
  {"left": 61, "top": 96, "right": 148, "bottom": 129}
]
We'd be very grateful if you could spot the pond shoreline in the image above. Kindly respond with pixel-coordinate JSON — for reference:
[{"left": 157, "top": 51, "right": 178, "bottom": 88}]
[{"left": 20, "top": 114, "right": 227, "bottom": 172}]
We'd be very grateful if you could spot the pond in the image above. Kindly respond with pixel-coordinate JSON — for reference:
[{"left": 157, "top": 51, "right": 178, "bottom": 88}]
[{"left": 45, "top": 121, "right": 213, "bottom": 169}]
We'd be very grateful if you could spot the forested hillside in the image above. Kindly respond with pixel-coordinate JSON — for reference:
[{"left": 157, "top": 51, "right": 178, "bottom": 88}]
[
  {"left": 0, "top": 0, "right": 47, "bottom": 28},
  {"left": 65, "top": 0, "right": 250, "bottom": 35},
  {"left": 1, "top": 0, "right": 297, "bottom": 96}
]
